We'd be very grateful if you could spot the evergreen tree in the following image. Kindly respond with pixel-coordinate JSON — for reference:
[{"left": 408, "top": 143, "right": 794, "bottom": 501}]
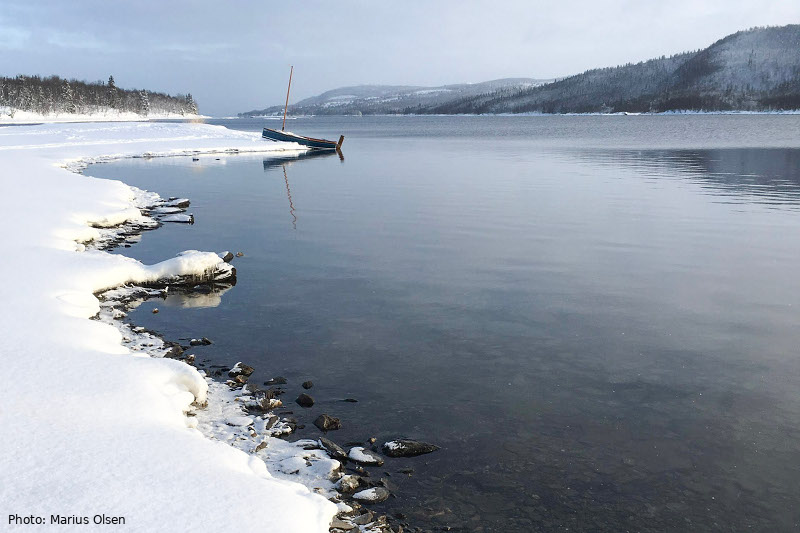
[
  {"left": 61, "top": 80, "right": 77, "bottom": 114},
  {"left": 107, "top": 75, "right": 118, "bottom": 110},
  {"left": 185, "top": 93, "right": 198, "bottom": 115},
  {"left": 138, "top": 90, "right": 150, "bottom": 116}
]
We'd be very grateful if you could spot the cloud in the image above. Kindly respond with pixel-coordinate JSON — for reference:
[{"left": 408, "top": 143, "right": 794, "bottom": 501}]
[
  {"left": 45, "top": 31, "right": 114, "bottom": 50},
  {"left": 0, "top": 26, "right": 29, "bottom": 50}
]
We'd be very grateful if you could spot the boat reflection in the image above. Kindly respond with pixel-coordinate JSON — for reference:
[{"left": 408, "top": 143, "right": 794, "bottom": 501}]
[
  {"left": 261, "top": 147, "right": 342, "bottom": 170},
  {"left": 262, "top": 148, "right": 343, "bottom": 230}
]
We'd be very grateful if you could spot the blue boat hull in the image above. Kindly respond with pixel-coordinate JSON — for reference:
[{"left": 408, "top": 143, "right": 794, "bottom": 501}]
[{"left": 262, "top": 128, "right": 343, "bottom": 150}]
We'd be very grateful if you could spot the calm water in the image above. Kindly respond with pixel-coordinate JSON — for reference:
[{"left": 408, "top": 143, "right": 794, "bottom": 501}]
[{"left": 86, "top": 116, "right": 800, "bottom": 532}]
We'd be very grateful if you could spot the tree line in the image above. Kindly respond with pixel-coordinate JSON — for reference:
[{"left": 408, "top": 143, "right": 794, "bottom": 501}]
[{"left": 1, "top": 75, "right": 198, "bottom": 118}]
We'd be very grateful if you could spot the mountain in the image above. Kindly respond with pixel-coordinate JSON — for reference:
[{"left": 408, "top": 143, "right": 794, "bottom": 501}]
[
  {"left": 238, "top": 78, "right": 552, "bottom": 116},
  {"left": 242, "top": 25, "right": 800, "bottom": 116},
  {"left": 427, "top": 25, "right": 800, "bottom": 114}
]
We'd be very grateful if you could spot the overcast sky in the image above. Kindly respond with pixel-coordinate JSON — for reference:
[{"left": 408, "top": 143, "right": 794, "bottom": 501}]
[{"left": 1, "top": 0, "right": 798, "bottom": 115}]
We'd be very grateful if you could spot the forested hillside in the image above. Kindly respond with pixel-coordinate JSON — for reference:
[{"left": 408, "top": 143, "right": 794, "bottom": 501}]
[
  {"left": 1, "top": 75, "right": 199, "bottom": 119},
  {"left": 428, "top": 25, "right": 800, "bottom": 114}
]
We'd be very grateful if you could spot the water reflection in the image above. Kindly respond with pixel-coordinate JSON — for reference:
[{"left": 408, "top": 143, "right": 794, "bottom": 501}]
[
  {"left": 282, "top": 166, "right": 297, "bottom": 230},
  {"left": 262, "top": 150, "right": 341, "bottom": 230},
  {"left": 162, "top": 283, "right": 236, "bottom": 309},
  {"left": 261, "top": 148, "right": 340, "bottom": 169},
  {"left": 120, "top": 283, "right": 236, "bottom": 312},
  {"left": 573, "top": 148, "right": 800, "bottom": 205}
]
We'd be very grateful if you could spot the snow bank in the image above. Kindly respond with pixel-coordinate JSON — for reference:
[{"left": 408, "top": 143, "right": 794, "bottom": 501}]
[
  {"left": 0, "top": 122, "right": 336, "bottom": 531},
  {"left": 0, "top": 107, "right": 206, "bottom": 124}
]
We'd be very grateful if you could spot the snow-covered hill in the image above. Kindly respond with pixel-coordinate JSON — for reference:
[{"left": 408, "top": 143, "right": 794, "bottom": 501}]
[
  {"left": 239, "top": 78, "right": 552, "bottom": 116},
  {"left": 429, "top": 25, "right": 800, "bottom": 114}
]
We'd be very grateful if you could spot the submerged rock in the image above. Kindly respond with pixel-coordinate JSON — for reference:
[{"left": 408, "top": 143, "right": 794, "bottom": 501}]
[
  {"left": 302, "top": 380, "right": 314, "bottom": 389},
  {"left": 352, "top": 487, "right": 390, "bottom": 503},
  {"left": 319, "top": 437, "right": 348, "bottom": 461},
  {"left": 348, "top": 447, "right": 384, "bottom": 466},
  {"left": 314, "top": 414, "right": 341, "bottom": 431},
  {"left": 382, "top": 439, "right": 440, "bottom": 457},
  {"left": 296, "top": 393, "right": 315, "bottom": 408},
  {"left": 265, "top": 376, "right": 287, "bottom": 385},
  {"left": 161, "top": 213, "right": 194, "bottom": 224}
]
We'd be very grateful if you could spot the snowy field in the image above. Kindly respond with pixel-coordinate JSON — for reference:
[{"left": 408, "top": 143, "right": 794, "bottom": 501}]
[{"left": 0, "top": 122, "right": 339, "bottom": 531}]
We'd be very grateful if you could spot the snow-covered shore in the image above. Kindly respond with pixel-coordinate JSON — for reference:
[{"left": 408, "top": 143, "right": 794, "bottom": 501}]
[{"left": 0, "top": 122, "right": 338, "bottom": 531}]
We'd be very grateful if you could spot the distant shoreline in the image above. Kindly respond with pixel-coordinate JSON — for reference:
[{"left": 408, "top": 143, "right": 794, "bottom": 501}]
[{"left": 236, "top": 110, "right": 800, "bottom": 119}]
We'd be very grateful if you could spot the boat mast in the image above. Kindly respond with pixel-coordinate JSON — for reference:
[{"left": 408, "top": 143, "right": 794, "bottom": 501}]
[{"left": 282, "top": 65, "right": 293, "bottom": 131}]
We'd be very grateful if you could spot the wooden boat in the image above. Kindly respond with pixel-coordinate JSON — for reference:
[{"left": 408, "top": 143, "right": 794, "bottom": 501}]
[
  {"left": 262, "top": 128, "right": 344, "bottom": 150},
  {"left": 262, "top": 66, "right": 344, "bottom": 151}
]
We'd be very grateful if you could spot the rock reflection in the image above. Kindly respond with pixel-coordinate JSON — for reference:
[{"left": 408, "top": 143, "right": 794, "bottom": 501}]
[{"left": 161, "top": 283, "right": 236, "bottom": 309}]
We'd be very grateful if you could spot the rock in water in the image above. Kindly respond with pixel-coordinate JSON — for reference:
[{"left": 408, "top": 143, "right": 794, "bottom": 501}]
[
  {"left": 302, "top": 380, "right": 313, "bottom": 389},
  {"left": 296, "top": 393, "right": 315, "bottom": 408},
  {"left": 314, "top": 414, "right": 341, "bottom": 431},
  {"left": 382, "top": 439, "right": 440, "bottom": 457},
  {"left": 348, "top": 446, "right": 384, "bottom": 466},
  {"left": 228, "top": 362, "right": 254, "bottom": 377},
  {"left": 165, "top": 198, "right": 190, "bottom": 208},
  {"left": 219, "top": 251, "right": 234, "bottom": 263},
  {"left": 352, "top": 487, "right": 390, "bottom": 503},
  {"left": 264, "top": 376, "right": 287, "bottom": 385},
  {"left": 337, "top": 474, "right": 361, "bottom": 493},
  {"left": 319, "top": 437, "right": 348, "bottom": 460}
]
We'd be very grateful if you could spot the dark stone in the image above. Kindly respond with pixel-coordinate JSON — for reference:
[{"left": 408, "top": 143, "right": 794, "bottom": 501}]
[
  {"left": 164, "top": 344, "right": 184, "bottom": 358},
  {"left": 235, "top": 251, "right": 244, "bottom": 257},
  {"left": 250, "top": 390, "right": 277, "bottom": 411},
  {"left": 348, "top": 447, "right": 384, "bottom": 466},
  {"left": 228, "top": 362, "right": 254, "bottom": 377},
  {"left": 353, "top": 486, "right": 390, "bottom": 503},
  {"left": 166, "top": 198, "right": 190, "bottom": 208},
  {"left": 342, "top": 398, "right": 358, "bottom": 403},
  {"left": 382, "top": 439, "right": 440, "bottom": 458},
  {"left": 296, "top": 393, "right": 315, "bottom": 408},
  {"left": 314, "top": 414, "right": 341, "bottom": 431},
  {"left": 220, "top": 251, "right": 234, "bottom": 263},
  {"left": 265, "top": 376, "right": 287, "bottom": 385},
  {"left": 264, "top": 415, "right": 279, "bottom": 430},
  {"left": 190, "top": 337, "right": 212, "bottom": 346},
  {"left": 319, "top": 437, "right": 348, "bottom": 461},
  {"left": 302, "top": 380, "right": 313, "bottom": 389}
]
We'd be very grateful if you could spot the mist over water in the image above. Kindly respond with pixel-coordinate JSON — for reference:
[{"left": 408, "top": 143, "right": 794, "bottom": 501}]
[{"left": 87, "top": 115, "right": 800, "bottom": 531}]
